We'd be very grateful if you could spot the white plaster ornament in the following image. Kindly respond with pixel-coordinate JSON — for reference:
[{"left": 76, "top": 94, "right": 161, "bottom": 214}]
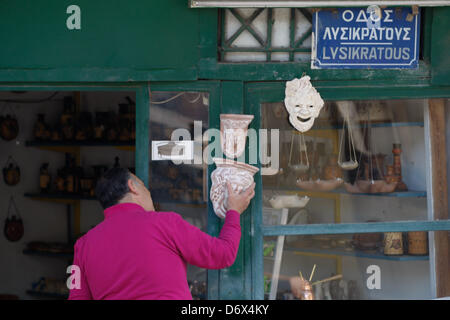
[
  {"left": 284, "top": 76, "right": 324, "bottom": 133},
  {"left": 269, "top": 195, "right": 310, "bottom": 209},
  {"left": 220, "top": 114, "right": 254, "bottom": 159},
  {"left": 210, "top": 158, "right": 259, "bottom": 219}
]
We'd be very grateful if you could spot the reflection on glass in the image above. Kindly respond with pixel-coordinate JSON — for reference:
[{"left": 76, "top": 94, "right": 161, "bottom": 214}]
[
  {"left": 261, "top": 99, "right": 428, "bottom": 224},
  {"left": 149, "top": 91, "right": 209, "bottom": 300},
  {"left": 264, "top": 232, "right": 432, "bottom": 300}
]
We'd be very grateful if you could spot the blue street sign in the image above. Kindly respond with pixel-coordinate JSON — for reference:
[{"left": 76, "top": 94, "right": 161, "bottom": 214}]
[{"left": 311, "top": 7, "right": 420, "bottom": 69}]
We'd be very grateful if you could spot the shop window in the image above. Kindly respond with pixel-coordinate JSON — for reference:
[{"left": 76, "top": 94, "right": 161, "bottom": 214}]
[
  {"left": 263, "top": 231, "right": 436, "bottom": 300},
  {"left": 260, "top": 98, "right": 449, "bottom": 299},
  {"left": 149, "top": 91, "right": 209, "bottom": 300},
  {"left": 261, "top": 99, "right": 428, "bottom": 225},
  {"left": 219, "top": 8, "right": 312, "bottom": 62}
]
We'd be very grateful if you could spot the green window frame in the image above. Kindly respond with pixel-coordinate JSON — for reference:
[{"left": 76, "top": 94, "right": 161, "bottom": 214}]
[
  {"left": 219, "top": 8, "right": 313, "bottom": 62},
  {"left": 245, "top": 81, "right": 450, "bottom": 299}
]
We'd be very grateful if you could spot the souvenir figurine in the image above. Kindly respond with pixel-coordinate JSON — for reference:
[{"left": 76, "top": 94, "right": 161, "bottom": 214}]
[
  {"left": 61, "top": 98, "right": 75, "bottom": 141},
  {"left": 75, "top": 112, "right": 93, "bottom": 141},
  {"left": 55, "top": 169, "right": 66, "bottom": 193},
  {"left": 3, "top": 156, "right": 20, "bottom": 186},
  {"left": 34, "top": 114, "right": 51, "bottom": 140},
  {"left": 94, "top": 112, "right": 107, "bottom": 140},
  {"left": 39, "top": 163, "right": 51, "bottom": 193}
]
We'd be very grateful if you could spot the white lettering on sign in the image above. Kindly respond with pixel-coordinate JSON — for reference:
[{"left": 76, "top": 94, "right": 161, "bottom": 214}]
[
  {"left": 384, "top": 9, "right": 394, "bottom": 22},
  {"left": 321, "top": 46, "right": 410, "bottom": 61},
  {"left": 322, "top": 26, "right": 411, "bottom": 42},
  {"left": 66, "top": 5, "right": 81, "bottom": 30},
  {"left": 342, "top": 10, "right": 354, "bottom": 22}
]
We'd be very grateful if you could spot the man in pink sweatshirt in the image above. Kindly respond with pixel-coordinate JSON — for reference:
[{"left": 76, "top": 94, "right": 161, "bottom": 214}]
[{"left": 68, "top": 167, "right": 255, "bottom": 300}]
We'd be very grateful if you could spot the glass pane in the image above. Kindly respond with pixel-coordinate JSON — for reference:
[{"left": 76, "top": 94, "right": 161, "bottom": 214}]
[
  {"left": 149, "top": 91, "right": 209, "bottom": 299},
  {"left": 261, "top": 99, "right": 429, "bottom": 224},
  {"left": 263, "top": 231, "right": 433, "bottom": 300}
]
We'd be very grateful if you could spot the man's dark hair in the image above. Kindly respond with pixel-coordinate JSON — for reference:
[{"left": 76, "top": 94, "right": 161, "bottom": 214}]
[{"left": 95, "top": 167, "right": 131, "bottom": 209}]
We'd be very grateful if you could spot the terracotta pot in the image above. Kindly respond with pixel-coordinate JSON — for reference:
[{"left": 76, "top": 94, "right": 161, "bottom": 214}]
[
  {"left": 353, "top": 232, "right": 382, "bottom": 251},
  {"left": 210, "top": 158, "right": 258, "bottom": 218},
  {"left": 220, "top": 114, "right": 254, "bottom": 159}
]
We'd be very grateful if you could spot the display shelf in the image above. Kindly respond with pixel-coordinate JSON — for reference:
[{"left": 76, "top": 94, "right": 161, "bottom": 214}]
[
  {"left": 26, "top": 140, "right": 135, "bottom": 147},
  {"left": 265, "top": 188, "right": 426, "bottom": 198},
  {"left": 299, "top": 121, "right": 424, "bottom": 131},
  {"left": 24, "top": 192, "right": 96, "bottom": 204},
  {"left": 26, "top": 290, "right": 68, "bottom": 300},
  {"left": 23, "top": 249, "right": 73, "bottom": 259},
  {"left": 25, "top": 140, "right": 135, "bottom": 153},
  {"left": 285, "top": 246, "right": 429, "bottom": 261}
]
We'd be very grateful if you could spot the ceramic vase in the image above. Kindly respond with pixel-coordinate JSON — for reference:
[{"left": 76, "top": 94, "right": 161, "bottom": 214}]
[
  {"left": 210, "top": 157, "right": 258, "bottom": 219},
  {"left": 220, "top": 114, "right": 254, "bottom": 159}
]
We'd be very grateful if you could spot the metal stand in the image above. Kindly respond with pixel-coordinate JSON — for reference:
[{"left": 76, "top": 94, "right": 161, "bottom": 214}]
[{"left": 269, "top": 207, "right": 289, "bottom": 300}]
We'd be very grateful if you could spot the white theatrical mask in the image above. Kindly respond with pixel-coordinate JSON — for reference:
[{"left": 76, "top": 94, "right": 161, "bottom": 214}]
[{"left": 284, "top": 75, "right": 324, "bottom": 132}]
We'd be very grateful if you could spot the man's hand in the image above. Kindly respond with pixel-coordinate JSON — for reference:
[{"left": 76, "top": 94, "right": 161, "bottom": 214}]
[{"left": 226, "top": 182, "right": 255, "bottom": 215}]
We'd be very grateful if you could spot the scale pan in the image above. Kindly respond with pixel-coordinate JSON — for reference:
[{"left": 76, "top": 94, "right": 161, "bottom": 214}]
[
  {"left": 289, "top": 164, "right": 310, "bottom": 172},
  {"left": 338, "top": 161, "right": 359, "bottom": 170},
  {"left": 345, "top": 180, "right": 398, "bottom": 193}
]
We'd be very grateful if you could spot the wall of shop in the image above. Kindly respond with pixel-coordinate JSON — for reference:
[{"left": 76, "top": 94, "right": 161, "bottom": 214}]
[{"left": 0, "top": 0, "right": 200, "bottom": 82}]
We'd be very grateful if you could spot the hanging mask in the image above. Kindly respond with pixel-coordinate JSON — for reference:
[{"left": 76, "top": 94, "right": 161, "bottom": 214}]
[
  {"left": 284, "top": 76, "right": 324, "bottom": 132},
  {"left": 3, "top": 156, "right": 21, "bottom": 186},
  {"left": 4, "top": 196, "right": 24, "bottom": 242}
]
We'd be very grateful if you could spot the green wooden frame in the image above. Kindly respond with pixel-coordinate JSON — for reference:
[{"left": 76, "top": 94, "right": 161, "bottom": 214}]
[
  {"left": 245, "top": 81, "right": 450, "bottom": 299},
  {"left": 140, "top": 81, "right": 227, "bottom": 299}
]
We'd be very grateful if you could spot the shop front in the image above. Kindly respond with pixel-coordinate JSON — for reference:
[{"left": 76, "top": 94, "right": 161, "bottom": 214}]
[{"left": 0, "top": 0, "right": 449, "bottom": 300}]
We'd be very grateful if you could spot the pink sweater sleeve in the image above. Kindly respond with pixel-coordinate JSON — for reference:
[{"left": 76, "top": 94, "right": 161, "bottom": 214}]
[{"left": 168, "top": 210, "right": 241, "bottom": 269}]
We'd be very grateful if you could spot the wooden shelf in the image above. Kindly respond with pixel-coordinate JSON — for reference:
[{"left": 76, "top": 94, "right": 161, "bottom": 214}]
[
  {"left": 310, "top": 121, "right": 424, "bottom": 130},
  {"left": 286, "top": 246, "right": 429, "bottom": 261},
  {"left": 26, "top": 290, "right": 68, "bottom": 300},
  {"left": 23, "top": 249, "right": 73, "bottom": 260},
  {"left": 265, "top": 188, "right": 427, "bottom": 198},
  {"left": 25, "top": 140, "right": 135, "bottom": 153},
  {"left": 24, "top": 192, "right": 96, "bottom": 204}
]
